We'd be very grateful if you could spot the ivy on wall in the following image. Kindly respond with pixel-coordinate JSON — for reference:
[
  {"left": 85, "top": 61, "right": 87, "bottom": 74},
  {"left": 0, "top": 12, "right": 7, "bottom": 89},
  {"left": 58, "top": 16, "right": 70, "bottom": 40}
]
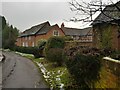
[{"left": 95, "top": 23, "right": 113, "bottom": 49}]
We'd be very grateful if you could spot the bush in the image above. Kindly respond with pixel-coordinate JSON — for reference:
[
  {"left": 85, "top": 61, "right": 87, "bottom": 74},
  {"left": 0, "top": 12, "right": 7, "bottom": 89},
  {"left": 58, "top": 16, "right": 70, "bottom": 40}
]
[
  {"left": 14, "top": 46, "right": 41, "bottom": 58},
  {"left": 64, "top": 48, "right": 101, "bottom": 88},
  {"left": 37, "top": 39, "right": 47, "bottom": 50},
  {"left": 45, "top": 36, "right": 65, "bottom": 50},
  {"left": 45, "top": 36, "right": 65, "bottom": 66},
  {"left": 62, "top": 36, "right": 73, "bottom": 41},
  {"left": 37, "top": 39, "right": 47, "bottom": 56},
  {"left": 45, "top": 48, "right": 63, "bottom": 66}
]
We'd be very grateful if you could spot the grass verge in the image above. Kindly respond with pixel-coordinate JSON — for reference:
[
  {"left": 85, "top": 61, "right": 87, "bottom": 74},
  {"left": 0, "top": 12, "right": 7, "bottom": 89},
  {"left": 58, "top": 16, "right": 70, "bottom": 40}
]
[{"left": 15, "top": 52, "right": 73, "bottom": 89}]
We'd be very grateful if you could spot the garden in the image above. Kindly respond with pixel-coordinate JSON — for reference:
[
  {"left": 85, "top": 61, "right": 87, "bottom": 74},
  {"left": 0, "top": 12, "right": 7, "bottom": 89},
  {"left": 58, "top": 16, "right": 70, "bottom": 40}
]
[{"left": 14, "top": 36, "right": 120, "bottom": 89}]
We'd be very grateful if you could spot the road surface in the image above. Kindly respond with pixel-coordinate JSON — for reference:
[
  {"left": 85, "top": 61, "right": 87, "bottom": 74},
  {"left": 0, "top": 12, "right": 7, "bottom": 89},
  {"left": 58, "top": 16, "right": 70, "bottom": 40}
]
[
  {"left": 2, "top": 51, "right": 49, "bottom": 88},
  {"left": 0, "top": 62, "right": 2, "bottom": 89},
  {"left": 0, "top": 51, "right": 2, "bottom": 89}
]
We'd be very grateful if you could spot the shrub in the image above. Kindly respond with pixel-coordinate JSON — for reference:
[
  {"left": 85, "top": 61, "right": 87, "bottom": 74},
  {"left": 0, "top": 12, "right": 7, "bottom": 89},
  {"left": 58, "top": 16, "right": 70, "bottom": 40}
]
[
  {"left": 37, "top": 39, "right": 47, "bottom": 56},
  {"left": 14, "top": 46, "right": 41, "bottom": 58},
  {"left": 62, "top": 36, "right": 73, "bottom": 41},
  {"left": 45, "top": 36, "right": 65, "bottom": 66},
  {"left": 45, "top": 48, "right": 63, "bottom": 66},
  {"left": 64, "top": 48, "right": 101, "bottom": 88},
  {"left": 37, "top": 39, "right": 47, "bottom": 50},
  {"left": 45, "top": 36, "right": 65, "bottom": 50}
]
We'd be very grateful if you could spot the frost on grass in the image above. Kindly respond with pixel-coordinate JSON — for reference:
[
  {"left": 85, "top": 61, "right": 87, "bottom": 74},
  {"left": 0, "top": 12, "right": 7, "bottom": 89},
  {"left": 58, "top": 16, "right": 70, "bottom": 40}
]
[
  {"left": 3, "top": 49, "right": 10, "bottom": 51},
  {"left": 15, "top": 52, "right": 34, "bottom": 57},
  {"left": 36, "top": 62, "right": 65, "bottom": 89}
]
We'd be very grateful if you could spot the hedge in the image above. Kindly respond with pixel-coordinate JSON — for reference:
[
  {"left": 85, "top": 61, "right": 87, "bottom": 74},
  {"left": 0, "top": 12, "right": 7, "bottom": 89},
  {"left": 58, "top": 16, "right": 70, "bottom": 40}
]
[
  {"left": 45, "top": 36, "right": 65, "bottom": 66},
  {"left": 64, "top": 47, "right": 101, "bottom": 88},
  {"left": 14, "top": 46, "right": 41, "bottom": 58}
]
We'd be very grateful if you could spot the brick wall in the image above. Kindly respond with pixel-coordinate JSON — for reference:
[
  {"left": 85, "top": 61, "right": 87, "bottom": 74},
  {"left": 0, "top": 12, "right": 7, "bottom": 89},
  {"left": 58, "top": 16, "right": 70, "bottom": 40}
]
[
  {"left": 16, "top": 35, "right": 36, "bottom": 47},
  {"left": 65, "top": 41, "right": 93, "bottom": 48},
  {"left": 16, "top": 25, "right": 65, "bottom": 47},
  {"left": 35, "top": 25, "right": 65, "bottom": 46},
  {"left": 93, "top": 24, "right": 120, "bottom": 50},
  {"left": 118, "top": 37, "right": 120, "bottom": 50},
  {"left": 96, "top": 58, "right": 120, "bottom": 88},
  {"left": 111, "top": 25, "right": 119, "bottom": 50}
]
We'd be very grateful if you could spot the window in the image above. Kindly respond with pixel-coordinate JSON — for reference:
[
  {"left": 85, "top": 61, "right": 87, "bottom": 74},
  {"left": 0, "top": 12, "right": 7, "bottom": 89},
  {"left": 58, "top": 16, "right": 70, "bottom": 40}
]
[
  {"left": 76, "top": 36, "right": 79, "bottom": 40},
  {"left": 71, "top": 36, "right": 74, "bottom": 39},
  {"left": 29, "top": 36, "right": 31, "bottom": 40},
  {"left": 89, "top": 36, "right": 93, "bottom": 41},
  {"left": 22, "top": 42, "right": 25, "bottom": 47},
  {"left": 53, "top": 30, "right": 59, "bottom": 36},
  {"left": 25, "top": 37, "right": 27, "bottom": 40},
  {"left": 32, "top": 42, "right": 35, "bottom": 47},
  {"left": 26, "top": 42, "right": 28, "bottom": 47}
]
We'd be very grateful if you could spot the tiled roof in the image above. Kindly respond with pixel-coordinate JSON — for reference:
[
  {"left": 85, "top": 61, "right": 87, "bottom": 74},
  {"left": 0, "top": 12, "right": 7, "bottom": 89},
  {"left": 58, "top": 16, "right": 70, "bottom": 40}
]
[
  {"left": 62, "top": 27, "right": 92, "bottom": 36},
  {"left": 92, "top": 1, "right": 120, "bottom": 25},
  {"left": 20, "top": 21, "right": 92, "bottom": 37},
  {"left": 20, "top": 21, "right": 50, "bottom": 37},
  {"left": 37, "top": 24, "right": 59, "bottom": 35},
  {"left": 37, "top": 23, "right": 51, "bottom": 35}
]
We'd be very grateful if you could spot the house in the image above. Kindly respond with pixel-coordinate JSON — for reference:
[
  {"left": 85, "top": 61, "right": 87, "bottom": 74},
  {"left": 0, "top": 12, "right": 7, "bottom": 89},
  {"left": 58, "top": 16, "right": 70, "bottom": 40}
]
[
  {"left": 61, "top": 23, "right": 93, "bottom": 47},
  {"left": 16, "top": 21, "right": 93, "bottom": 47},
  {"left": 92, "top": 1, "right": 120, "bottom": 50},
  {"left": 16, "top": 21, "right": 65, "bottom": 47}
]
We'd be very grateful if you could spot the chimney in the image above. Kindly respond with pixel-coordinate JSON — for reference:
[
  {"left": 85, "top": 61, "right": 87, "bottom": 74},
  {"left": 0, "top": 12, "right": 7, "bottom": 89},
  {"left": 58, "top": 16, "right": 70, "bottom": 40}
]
[{"left": 61, "top": 23, "right": 64, "bottom": 28}]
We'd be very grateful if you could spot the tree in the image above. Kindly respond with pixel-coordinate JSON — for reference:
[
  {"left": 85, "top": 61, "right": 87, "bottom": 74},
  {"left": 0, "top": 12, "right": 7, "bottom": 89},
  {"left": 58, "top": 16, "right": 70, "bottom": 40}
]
[
  {"left": 69, "top": 0, "right": 120, "bottom": 49},
  {"left": 69, "top": 0, "right": 120, "bottom": 25},
  {"left": 45, "top": 36, "right": 65, "bottom": 66},
  {"left": 0, "top": 16, "right": 7, "bottom": 48},
  {"left": 2, "top": 17, "right": 19, "bottom": 49}
]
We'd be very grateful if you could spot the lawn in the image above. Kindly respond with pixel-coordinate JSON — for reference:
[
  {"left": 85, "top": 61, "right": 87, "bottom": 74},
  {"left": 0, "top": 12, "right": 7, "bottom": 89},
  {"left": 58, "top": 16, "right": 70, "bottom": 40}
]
[{"left": 34, "top": 57, "right": 74, "bottom": 89}]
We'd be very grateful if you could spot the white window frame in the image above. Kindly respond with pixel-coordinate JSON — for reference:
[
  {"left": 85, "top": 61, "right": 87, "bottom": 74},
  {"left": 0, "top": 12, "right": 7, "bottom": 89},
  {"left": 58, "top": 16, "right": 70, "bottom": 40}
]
[
  {"left": 53, "top": 30, "right": 59, "bottom": 36},
  {"left": 25, "top": 36, "right": 27, "bottom": 40},
  {"left": 29, "top": 36, "right": 31, "bottom": 40},
  {"left": 26, "top": 42, "right": 28, "bottom": 47},
  {"left": 32, "top": 42, "right": 35, "bottom": 47},
  {"left": 22, "top": 42, "right": 25, "bottom": 47}
]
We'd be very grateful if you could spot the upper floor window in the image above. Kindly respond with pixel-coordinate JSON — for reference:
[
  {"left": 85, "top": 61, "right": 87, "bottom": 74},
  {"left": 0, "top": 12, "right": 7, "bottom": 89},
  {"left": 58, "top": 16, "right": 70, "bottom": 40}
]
[{"left": 53, "top": 30, "right": 59, "bottom": 36}]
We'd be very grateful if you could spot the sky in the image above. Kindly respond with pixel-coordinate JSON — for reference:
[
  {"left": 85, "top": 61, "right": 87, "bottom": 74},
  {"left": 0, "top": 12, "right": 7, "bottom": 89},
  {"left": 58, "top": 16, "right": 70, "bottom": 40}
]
[{"left": 0, "top": 0, "right": 119, "bottom": 32}]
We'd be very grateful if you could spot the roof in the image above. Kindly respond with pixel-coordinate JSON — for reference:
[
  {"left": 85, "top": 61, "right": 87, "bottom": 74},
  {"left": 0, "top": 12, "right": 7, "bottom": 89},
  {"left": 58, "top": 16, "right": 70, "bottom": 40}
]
[
  {"left": 37, "top": 23, "right": 51, "bottom": 35},
  {"left": 19, "top": 22, "right": 61, "bottom": 37},
  {"left": 61, "top": 27, "right": 92, "bottom": 36},
  {"left": 37, "top": 24, "right": 59, "bottom": 35},
  {"left": 92, "top": 1, "right": 120, "bottom": 25},
  {"left": 20, "top": 21, "right": 50, "bottom": 37}
]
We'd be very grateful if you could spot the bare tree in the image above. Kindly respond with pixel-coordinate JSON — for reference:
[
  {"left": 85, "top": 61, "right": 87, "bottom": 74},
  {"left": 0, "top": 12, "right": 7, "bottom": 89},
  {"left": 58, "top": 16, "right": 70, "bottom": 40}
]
[{"left": 69, "top": 0, "right": 120, "bottom": 24}]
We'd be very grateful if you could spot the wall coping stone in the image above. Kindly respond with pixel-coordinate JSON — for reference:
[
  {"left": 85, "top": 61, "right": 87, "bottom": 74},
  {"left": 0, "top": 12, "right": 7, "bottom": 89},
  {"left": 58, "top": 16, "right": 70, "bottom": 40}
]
[{"left": 103, "top": 57, "right": 120, "bottom": 64}]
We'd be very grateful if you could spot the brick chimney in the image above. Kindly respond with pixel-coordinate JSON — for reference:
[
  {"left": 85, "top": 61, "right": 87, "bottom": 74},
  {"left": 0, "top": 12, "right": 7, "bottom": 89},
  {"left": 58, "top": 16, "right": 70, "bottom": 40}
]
[{"left": 61, "top": 23, "right": 64, "bottom": 28}]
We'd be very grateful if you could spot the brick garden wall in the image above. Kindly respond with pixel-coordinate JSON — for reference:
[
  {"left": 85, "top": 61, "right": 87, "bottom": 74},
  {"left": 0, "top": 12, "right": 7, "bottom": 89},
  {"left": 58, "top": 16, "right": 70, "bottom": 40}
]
[{"left": 96, "top": 58, "right": 120, "bottom": 88}]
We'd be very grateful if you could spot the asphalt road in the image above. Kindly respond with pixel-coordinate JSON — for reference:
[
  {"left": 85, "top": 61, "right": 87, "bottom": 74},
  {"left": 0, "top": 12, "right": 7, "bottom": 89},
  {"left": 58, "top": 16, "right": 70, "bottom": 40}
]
[
  {"left": 0, "top": 62, "right": 2, "bottom": 89},
  {"left": 2, "top": 51, "right": 49, "bottom": 88}
]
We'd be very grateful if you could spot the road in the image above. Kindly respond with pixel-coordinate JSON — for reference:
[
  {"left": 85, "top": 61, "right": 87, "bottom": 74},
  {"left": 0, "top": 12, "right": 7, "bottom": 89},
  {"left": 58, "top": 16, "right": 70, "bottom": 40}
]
[
  {"left": 2, "top": 51, "right": 49, "bottom": 88},
  {"left": 0, "top": 62, "right": 2, "bottom": 89},
  {"left": 0, "top": 51, "right": 2, "bottom": 89}
]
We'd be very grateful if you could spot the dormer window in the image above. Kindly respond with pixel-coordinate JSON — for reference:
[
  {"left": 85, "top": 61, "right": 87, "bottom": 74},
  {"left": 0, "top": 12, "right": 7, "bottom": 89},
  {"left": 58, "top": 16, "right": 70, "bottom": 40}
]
[{"left": 53, "top": 30, "right": 59, "bottom": 36}]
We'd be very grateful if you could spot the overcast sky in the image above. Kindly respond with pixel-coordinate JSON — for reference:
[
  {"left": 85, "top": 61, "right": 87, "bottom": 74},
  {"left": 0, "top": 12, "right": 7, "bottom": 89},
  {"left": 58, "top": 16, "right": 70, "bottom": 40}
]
[{"left": 1, "top": 0, "right": 119, "bottom": 32}]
